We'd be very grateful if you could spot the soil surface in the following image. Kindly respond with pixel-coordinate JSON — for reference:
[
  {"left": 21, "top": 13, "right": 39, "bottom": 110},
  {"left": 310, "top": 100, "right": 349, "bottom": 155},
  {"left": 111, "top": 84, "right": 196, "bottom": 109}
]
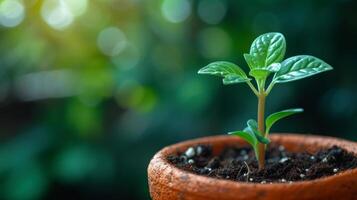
[{"left": 167, "top": 144, "right": 357, "bottom": 183}]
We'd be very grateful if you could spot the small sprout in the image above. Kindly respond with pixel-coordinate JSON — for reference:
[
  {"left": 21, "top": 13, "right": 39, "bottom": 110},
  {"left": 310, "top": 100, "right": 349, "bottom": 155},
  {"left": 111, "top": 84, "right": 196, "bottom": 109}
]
[
  {"left": 310, "top": 156, "right": 316, "bottom": 160},
  {"left": 243, "top": 173, "right": 247, "bottom": 177},
  {"left": 333, "top": 168, "right": 338, "bottom": 173},
  {"left": 249, "top": 178, "right": 254, "bottom": 182},
  {"left": 300, "top": 174, "right": 305, "bottom": 178},
  {"left": 261, "top": 180, "right": 267, "bottom": 184},
  {"left": 322, "top": 157, "right": 328, "bottom": 163},
  {"left": 198, "top": 32, "right": 333, "bottom": 169},
  {"left": 185, "top": 147, "right": 195, "bottom": 158},
  {"left": 188, "top": 159, "right": 195, "bottom": 164},
  {"left": 289, "top": 181, "right": 293, "bottom": 184},
  {"left": 281, "top": 179, "right": 286, "bottom": 183},
  {"left": 305, "top": 168, "right": 310, "bottom": 172},
  {"left": 226, "top": 176, "right": 230, "bottom": 179}
]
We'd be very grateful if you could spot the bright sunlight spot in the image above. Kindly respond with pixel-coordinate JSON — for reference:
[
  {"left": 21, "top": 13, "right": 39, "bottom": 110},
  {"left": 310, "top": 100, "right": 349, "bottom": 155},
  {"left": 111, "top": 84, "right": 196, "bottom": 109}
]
[
  {"left": 0, "top": 0, "right": 25, "bottom": 27},
  {"left": 41, "top": 0, "right": 88, "bottom": 30},
  {"left": 161, "top": 0, "right": 191, "bottom": 23},
  {"left": 198, "top": 0, "right": 227, "bottom": 24},
  {"left": 198, "top": 27, "right": 232, "bottom": 59},
  {"left": 97, "top": 27, "right": 127, "bottom": 57}
]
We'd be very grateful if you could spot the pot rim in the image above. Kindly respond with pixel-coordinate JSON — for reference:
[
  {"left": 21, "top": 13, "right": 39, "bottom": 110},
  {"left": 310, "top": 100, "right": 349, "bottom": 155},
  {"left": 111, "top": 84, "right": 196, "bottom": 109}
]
[{"left": 148, "top": 133, "right": 357, "bottom": 189}]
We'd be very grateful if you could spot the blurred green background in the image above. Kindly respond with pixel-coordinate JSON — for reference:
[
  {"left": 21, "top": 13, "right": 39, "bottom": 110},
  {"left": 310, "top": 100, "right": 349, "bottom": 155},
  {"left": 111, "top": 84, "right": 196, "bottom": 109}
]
[{"left": 0, "top": 0, "right": 356, "bottom": 199}]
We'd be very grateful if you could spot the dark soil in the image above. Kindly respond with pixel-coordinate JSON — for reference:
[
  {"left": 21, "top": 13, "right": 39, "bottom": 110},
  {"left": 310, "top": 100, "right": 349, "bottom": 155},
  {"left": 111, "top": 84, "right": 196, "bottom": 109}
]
[{"left": 167, "top": 144, "right": 357, "bottom": 183}]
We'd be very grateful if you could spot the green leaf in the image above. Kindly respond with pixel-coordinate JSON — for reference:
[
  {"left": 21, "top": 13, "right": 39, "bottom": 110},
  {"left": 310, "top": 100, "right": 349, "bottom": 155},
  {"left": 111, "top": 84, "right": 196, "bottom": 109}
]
[
  {"left": 228, "top": 119, "right": 271, "bottom": 161},
  {"left": 229, "top": 130, "right": 257, "bottom": 147},
  {"left": 246, "top": 119, "right": 270, "bottom": 144},
  {"left": 198, "top": 61, "right": 250, "bottom": 84},
  {"left": 274, "top": 55, "right": 333, "bottom": 83},
  {"left": 249, "top": 32, "right": 286, "bottom": 67},
  {"left": 266, "top": 63, "right": 281, "bottom": 72},
  {"left": 228, "top": 130, "right": 259, "bottom": 159},
  {"left": 265, "top": 108, "right": 304, "bottom": 134},
  {"left": 223, "top": 74, "right": 250, "bottom": 85},
  {"left": 249, "top": 69, "right": 271, "bottom": 80},
  {"left": 244, "top": 53, "right": 260, "bottom": 69},
  {"left": 246, "top": 119, "right": 258, "bottom": 130}
]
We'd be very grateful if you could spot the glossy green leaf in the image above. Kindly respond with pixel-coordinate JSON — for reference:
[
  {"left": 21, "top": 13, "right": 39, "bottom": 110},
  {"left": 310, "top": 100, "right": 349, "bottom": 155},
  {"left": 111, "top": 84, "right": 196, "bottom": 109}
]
[
  {"left": 265, "top": 108, "right": 304, "bottom": 134},
  {"left": 266, "top": 63, "right": 281, "bottom": 72},
  {"left": 249, "top": 63, "right": 281, "bottom": 82},
  {"left": 274, "top": 55, "right": 333, "bottom": 83},
  {"left": 198, "top": 61, "right": 250, "bottom": 84},
  {"left": 228, "top": 130, "right": 259, "bottom": 159},
  {"left": 244, "top": 53, "right": 260, "bottom": 69},
  {"left": 223, "top": 74, "right": 250, "bottom": 85},
  {"left": 249, "top": 32, "right": 286, "bottom": 67},
  {"left": 249, "top": 69, "right": 271, "bottom": 80},
  {"left": 246, "top": 119, "right": 258, "bottom": 130},
  {"left": 246, "top": 119, "right": 270, "bottom": 144},
  {"left": 229, "top": 130, "right": 257, "bottom": 147}
]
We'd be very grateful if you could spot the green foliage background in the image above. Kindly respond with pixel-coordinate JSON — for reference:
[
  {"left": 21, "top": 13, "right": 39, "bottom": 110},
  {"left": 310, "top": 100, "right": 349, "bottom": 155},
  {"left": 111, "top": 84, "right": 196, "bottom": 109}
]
[{"left": 0, "top": 0, "right": 356, "bottom": 199}]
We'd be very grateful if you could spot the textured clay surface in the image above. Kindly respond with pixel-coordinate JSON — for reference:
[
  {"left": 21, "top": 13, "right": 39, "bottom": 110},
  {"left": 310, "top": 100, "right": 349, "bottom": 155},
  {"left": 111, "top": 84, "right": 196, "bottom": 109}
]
[{"left": 147, "top": 134, "right": 357, "bottom": 200}]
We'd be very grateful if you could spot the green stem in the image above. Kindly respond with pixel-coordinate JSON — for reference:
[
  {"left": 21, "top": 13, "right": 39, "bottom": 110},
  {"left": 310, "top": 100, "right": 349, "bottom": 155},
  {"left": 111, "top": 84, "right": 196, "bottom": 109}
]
[
  {"left": 257, "top": 79, "right": 266, "bottom": 93},
  {"left": 257, "top": 93, "right": 266, "bottom": 170},
  {"left": 246, "top": 81, "right": 259, "bottom": 96},
  {"left": 265, "top": 81, "right": 275, "bottom": 95}
]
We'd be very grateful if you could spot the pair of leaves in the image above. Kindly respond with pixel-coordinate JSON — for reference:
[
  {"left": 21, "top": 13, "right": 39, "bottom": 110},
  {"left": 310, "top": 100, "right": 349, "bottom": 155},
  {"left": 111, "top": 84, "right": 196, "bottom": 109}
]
[
  {"left": 247, "top": 32, "right": 332, "bottom": 82},
  {"left": 229, "top": 119, "right": 270, "bottom": 159},
  {"left": 198, "top": 33, "right": 285, "bottom": 83},
  {"left": 198, "top": 32, "right": 332, "bottom": 86},
  {"left": 197, "top": 61, "right": 279, "bottom": 84}
]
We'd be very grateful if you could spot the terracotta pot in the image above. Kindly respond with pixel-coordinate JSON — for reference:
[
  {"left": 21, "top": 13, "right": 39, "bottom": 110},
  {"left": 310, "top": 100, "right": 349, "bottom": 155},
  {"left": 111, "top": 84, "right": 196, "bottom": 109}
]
[{"left": 147, "top": 134, "right": 357, "bottom": 200}]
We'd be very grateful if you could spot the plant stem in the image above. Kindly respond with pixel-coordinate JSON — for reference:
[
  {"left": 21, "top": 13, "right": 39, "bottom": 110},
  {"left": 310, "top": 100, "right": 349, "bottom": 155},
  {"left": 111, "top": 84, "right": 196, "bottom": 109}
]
[
  {"left": 265, "top": 81, "right": 275, "bottom": 95},
  {"left": 257, "top": 93, "right": 266, "bottom": 170},
  {"left": 246, "top": 81, "right": 259, "bottom": 96}
]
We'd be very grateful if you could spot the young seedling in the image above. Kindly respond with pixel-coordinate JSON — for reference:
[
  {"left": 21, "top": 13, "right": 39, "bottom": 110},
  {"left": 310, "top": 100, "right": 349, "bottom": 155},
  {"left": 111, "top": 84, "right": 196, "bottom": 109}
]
[{"left": 198, "top": 32, "right": 333, "bottom": 169}]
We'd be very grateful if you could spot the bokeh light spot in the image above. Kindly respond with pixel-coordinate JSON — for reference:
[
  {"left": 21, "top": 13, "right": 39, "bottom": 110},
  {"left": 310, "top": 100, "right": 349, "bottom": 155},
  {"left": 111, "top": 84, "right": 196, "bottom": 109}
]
[
  {"left": 41, "top": 0, "right": 88, "bottom": 30},
  {"left": 41, "top": 0, "right": 74, "bottom": 30},
  {"left": 4, "top": 164, "right": 47, "bottom": 200},
  {"left": 53, "top": 146, "right": 98, "bottom": 183},
  {"left": 97, "top": 27, "right": 127, "bottom": 57},
  {"left": 116, "top": 81, "right": 157, "bottom": 113},
  {"left": 111, "top": 44, "right": 140, "bottom": 70},
  {"left": 161, "top": 0, "right": 191, "bottom": 23},
  {"left": 198, "top": 0, "right": 227, "bottom": 24},
  {"left": 15, "top": 70, "right": 78, "bottom": 101},
  {"left": 63, "top": 0, "right": 87, "bottom": 17},
  {"left": 198, "top": 27, "right": 232, "bottom": 59},
  {"left": 0, "top": 0, "right": 25, "bottom": 27}
]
